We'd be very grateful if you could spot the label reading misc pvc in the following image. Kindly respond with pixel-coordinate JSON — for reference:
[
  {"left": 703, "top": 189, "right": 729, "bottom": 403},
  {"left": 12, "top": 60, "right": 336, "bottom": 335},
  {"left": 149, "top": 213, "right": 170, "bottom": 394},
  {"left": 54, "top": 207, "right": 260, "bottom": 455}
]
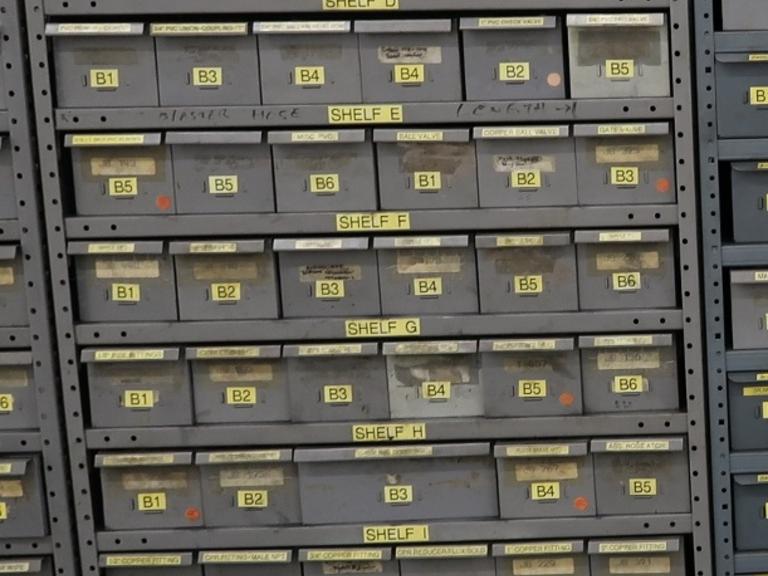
[
  {"left": 104, "top": 556, "right": 184, "bottom": 567},
  {"left": 345, "top": 318, "right": 420, "bottom": 338},
  {"left": 352, "top": 422, "right": 427, "bottom": 442},
  {"left": 355, "top": 446, "right": 433, "bottom": 458},
  {"left": 328, "top": 105, "right": 404, "bottom": 124},
  {"left": 70, "top": 134, "right": 146, "bottom": 146},
  {"left": 199, "top": 551, "right": 290, "bottom": 563},
  {"left": 604, "top": 440, "right": 671, "bottom": 452},
  {"left": 362, "top": 525, "right": 429, "bottom": 544},
  {"left": 322, "top": 0, "right": 399, "bottom": 10},
  {"left": 336, "top": 212, "right": 411, "bottom": 231},
  {"left": 396, "top": 545, "right": 488, "bottom": 559},
  {"left": 306, "top": 550, "right": 384, "bottom": 561},
  {"left": 94, "top": 349, "right": 166, "bottom": 362},
  {"left": 503, "top": 542, "right": 575, "bottom": 555},
  {"left": 505, "top": 444, "right": 571, "bottom": 457},
  {"left": 291, "top": 131, "right": 339, "bottom": 143},
  {"left": 597, "top": 541, "right": 669, "bottom": 553}
]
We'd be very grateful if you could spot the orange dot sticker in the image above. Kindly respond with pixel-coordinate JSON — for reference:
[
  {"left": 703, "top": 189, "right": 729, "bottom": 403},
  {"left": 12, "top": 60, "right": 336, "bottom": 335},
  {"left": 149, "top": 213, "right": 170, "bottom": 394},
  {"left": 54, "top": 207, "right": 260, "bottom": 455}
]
[
  {"left": 547, "top": 72, "right": 562, "bottom": 87},
  {"left": 656, "top": 178, "right": 671, "bottom": 193},
  {"left": 185, "top": 507, "right": 201, "bottom": 521},
  {"left": 156, "top": 195, "right": 172, "bottom": 211},
  {"left": 573, "top": 496, "right": 590, "bottom": 511},
  {"left": 559, "top": 392, "right": 575, "bottom": 407}
]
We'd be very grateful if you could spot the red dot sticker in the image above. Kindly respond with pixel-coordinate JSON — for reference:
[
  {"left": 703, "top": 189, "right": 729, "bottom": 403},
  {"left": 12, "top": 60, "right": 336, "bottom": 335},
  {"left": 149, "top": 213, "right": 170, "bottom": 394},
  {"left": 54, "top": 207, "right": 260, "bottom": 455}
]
[
  {"left": 185, "top": 507, "right": 201, "bottom": 521},
  {"left": 559, "top": 392, "right": 575, "bottom": 407},
  {"left": 656, "top": 178, "right": 671, "bottom": 193},
  {"left": 156, "top": 195, "right": 172, "bottom": 211},
  {"left": 573, "top": 496, "right": 590, "bottom": 511}
]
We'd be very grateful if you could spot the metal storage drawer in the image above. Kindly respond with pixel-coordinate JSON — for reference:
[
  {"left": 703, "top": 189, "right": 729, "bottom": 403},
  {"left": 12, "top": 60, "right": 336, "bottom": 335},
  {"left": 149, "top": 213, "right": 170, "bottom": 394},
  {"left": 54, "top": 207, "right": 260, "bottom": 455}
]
[
  {"left": 65, "top": 133, "right": 174, "bottom": 216},
  {"left": 716, "top": 52, "right": 768, "bottom": 138},
  {"left": 474, "top": 126, "right": 577, "bottom": 208},
  {"left": 566, "top": 14, "right": 670, "bottom": 98},
  {"left": 167, "top": 132, "right": 274, "bottom": 215},
  {"left": 476, "top": 233, "right": 579, "bottom": 314},
  {"left": 201, "top": 550, "right": 299, "bottom": 576},
  {"left": 479, "top": 338, "right": 583, "bottom": 418},
  {"left": 579, "top": 334, "right": 679, "bottom": 414},
  {"left": 460, "top": 16, "right": 565, "bottom": 101},
  {"left": 733, "top": 473, "right": 768, "bottom": 550},
  {"left": 152, "top": 23, "right": 259, "bottom": 106},
  {"left": 730, "top": 162, "right": 768, "bottom": 242},
  {"left": 284, "top": 342, "right": 389, "bottom": 423},
  {"left": 255, "top": 21, "right": 362, "bottom": 105},
  {"left": 722, "top": 0, "right": 768, "bottom": 30},
  {"left": 270, "top": 130, "right": 377, "bottom": 213},
  {"left": 397, "top": 545, "right": 493, "bottom": 576},
  {"left": 728, "top": 372, "right": 768, "bottom": 451},
  {"left": 0, "top": 245, "right": 26, "bottom": 327},
  {"left": 295, "top": 443, "right": 498, "bottom": 524},
  {"left": 197, "top": 450, "right": 301, "bottom": 527},
  {"left": 375, "top": 236, "right": 478, "bottom": 316},
  {"left": 100, "top": 554, "right": 201, "bottom": 576},
  {"left": 0, "top": 456, "right": 46, "bottom": 538},
  {"left": 384, "top": 341, "right": 482, "bottom": 419},
  {"left": 494, "top": 442, "right": 596, "bottom": 519},
  {"left": 68, "top": 241, "right": 178, "bottom": 322},
  {"left": 46, "top": 23, "right": 158, "bottom": 107},
  {"left": 0, "top": 138, "right": 17, "bottom": 219},
  {"left": 356, "top": 19, "right": 462, "bottom": 103},
  {"left": 188, "top": 345, "right": 288, "bottom": 425},
  {"left": 374, "top": 129, "right": 478, "bottom": 210},
  {"left": 82, "top": 347, "right": 192, "bottom": 428},
  {"left": 493, "top": 541, "right": 589, "bottom": 576},
  {"left": 0, "top": 352, "right": 37, "bottom": 430},
  {"left": 587, "top": 538, "right": 686, "bottom": 576},
  {"left": 575, "top": 229, "right": 677, "bottom": 310},
  {"left": 591, "top": 438, "right": 690, "bottom": 515},
  {"left": 730, "top": 269, "right": 768, "bottom": 349},
  {"left": 275, "top": 237, "right": 381, "bottom": 318},
  {"left": 95, "top": 452, "right": 203, "bottom": 530},
  {"left": 171, "top": 240, "right": 279, "bottom": 321},
  {"left": 300, "top": 549, "right": 399, "bottom": 576},
  {"left": 574, "top": 123, "right": 676, "bottom": 205}
]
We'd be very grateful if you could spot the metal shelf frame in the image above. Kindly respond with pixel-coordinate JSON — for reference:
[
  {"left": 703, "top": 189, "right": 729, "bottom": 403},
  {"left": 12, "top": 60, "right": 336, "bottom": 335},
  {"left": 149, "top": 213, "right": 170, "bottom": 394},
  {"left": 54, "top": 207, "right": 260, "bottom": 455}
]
[
  {"left": 0, "top": 0, "right": 77, "bottom": 573},
  {"left": 26, "top": 0, "right": 710, "bottom": 574}
]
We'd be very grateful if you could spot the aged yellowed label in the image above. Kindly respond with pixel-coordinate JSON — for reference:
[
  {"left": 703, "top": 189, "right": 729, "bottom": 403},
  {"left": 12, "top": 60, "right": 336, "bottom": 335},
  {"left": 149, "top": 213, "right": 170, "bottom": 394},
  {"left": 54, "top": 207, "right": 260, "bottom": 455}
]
[
  {"left": 87, "top": 242, "right": 135, "bottom": 254},
  {"left": 308, "top": 550, "right": 384, "bottom": 561},
  {"left": 495, "top": 235, "right": 545, "bottom": 247},
  {"left": 0, "top": 562, "right": 32, "bottom": 573},
  {"left": 207, "top": 451, "right": 282, "bottom": 464},
  {"left": 354, "top": 446, "right": 433, "bottom": 459},
  {"left": 593, "top": 335, "right": 655, "bottom": 347},
  {"left": 298, "top": 344, "right": 364, "bottom": 356},
  {"left": 0, "top": 267, "right": 13, "bottom": 286},
  {"left": 481, "top": 127, "right": 561, "bottom": 139},
  {"left": 90, "top": 156, "right": 156, "bottom": 177},
  {"left": 505, "top": 444, "right": 571, "bottom": 457},
  {"left": 57, "top": 23, "right": 135, "bottom": 34},
  {"left": 219, "top": 468, "right": 283, "bottom": 488},
  {"left": 396, "top": 131, "right": 444, "bottom": 142},
  {"left": 596, "top": 251, "right": 660, "bottom": 271},
  {"left": 209, "top": 363, "right": 273, "bottom": 383},
  {"left": 492, "top": 339, "right": 558, "bottom": 352},
  {"left": 478, "top": 17, "right": 545, "bottom": 28},
  {"left": 743, "top": 386, "right": 768, "bottom": 396},
  {"left": 514, "top": 462, "right": 579, "bottom": 482},
  {"left": 71, "top": 134, "right": 146, "bottom": 146},
  {"left": 596, "top": 144, "right": 659, "bottom": 164},
  {"left": 598, "top": 231, "right": 643, "bottom": 242},
  {"left": 95, "top": 260, "right": 159, "bottom": 279},
  {"left": 101, "top": 453, "right": 176, "bottom": 466},
  {"left": 598, "top": 350, "right": 661, "bottom": 370},
  {"left": 152, "top": 23, "right": 247, "bottom": 35},
  {"left": 396, "top": 253, "right": 461, "bottom": 274}
]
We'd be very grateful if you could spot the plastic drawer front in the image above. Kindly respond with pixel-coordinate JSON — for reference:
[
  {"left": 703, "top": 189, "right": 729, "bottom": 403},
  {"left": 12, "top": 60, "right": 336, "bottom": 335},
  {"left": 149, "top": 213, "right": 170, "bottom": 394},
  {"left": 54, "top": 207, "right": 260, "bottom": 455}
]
[
  {"left": 588, "top": 538, "right": 686, "bottom": 576},
  {"left": 153, "top": 23, "right": 260, "bottom": 106},
  {"left": 188, "top": 345, "right": 289, "bottom": 425},
  {"left": 47, "top": 24, "right": 159, "bottom": 108},
  {"left": 734, "top": 473, "right": 768, "bottom": 550},
  {"left": 295, "top": 443, "right": 498, "bottom": 525},
  {"left": 96, "top": 452, "right": 203, "bottom": 530},
  {"left": 474, "top": 126, "right": 577, "bottom": 208},
  {"left": 716, "top": 53, "right": 768, "bottom": 138},
  {"left": 579, "top": 334, "right": 679, "bottom": 414},
  {"left": 567, "top": 14, "right": 670, "bottom": 99},
  {"left": 66, "top": 133, "right": 174, "bottom": 216},
  {"left": 730, "top": 162, "right": 768, "bottom": 243},
  {"left": 0, "top": 245, "right": 27, "bottom": 327},
  {"left": 476, "top": 233, "right": 579, "bottom": 314},
  {"left": 574, "top": 123, "right": 676, "bottom": 206},
  {"left": 285, "top": 343, "right": 389, "bottom": 423},
  {"left": 171, "top": 240, "right": 279, "bottom": 321},
  {"left": 730, "top": 269, "right": 768, "bottom": 349},
  {"left": 83, "top": 347, "right": 192, "bottom": 428},
  {"left": 197, "top": 450, "right": 301, "bottom": 527},
  {"left": 591, "top": 438, "right": 690, "bottom": 515},
  {"left": 376, "top": 236, "right": 478, "bottom": 316},
  {"left": 460, "top": 17, "right": 565, "bottom": 102},
  {"left": 270, "top": 130, "right": 377, "bottom": 213},
  {"left": 384, "top": 341, "right": 482, "bottom": 419},
  {"left": 575, "top": 229, "right": 677, "bottom": 311},
  {"left": 375, "top": 129, "right": 478, "bottom": 210},
  {"left": 493, "top": 541, "right": 589, "bottom": 576},
  {"left": 495, "top": 441, "right": 596, "bottom": 519},
  {"left": 168, "top": 132, "right": 274, "bottom": 215},
  {"left": 275, "top": 238, "right": 381, "bottom": 318},
  {"left": 728, "top": 372, "right": 768, "bottom": 451},
  {"left": 0, "top": 352, "right": 37, "bottom": 430},
  {"left": 0, "top": 456, "right": 47, "bottom": 538},
  {"left": 69, "top": 241, "right": 178, "bottom": 322},
  {"left": 479, "top": 338, "right": 583, "bottom": 418},
  {"left": 357, "top": 20, "right": 462, "bottom": 103}
]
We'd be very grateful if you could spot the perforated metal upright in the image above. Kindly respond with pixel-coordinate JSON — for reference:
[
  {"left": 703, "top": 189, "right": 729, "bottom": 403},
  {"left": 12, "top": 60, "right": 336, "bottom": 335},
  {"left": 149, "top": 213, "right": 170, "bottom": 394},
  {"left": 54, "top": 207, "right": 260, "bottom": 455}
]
[
  {"left": 24, "top": 0, "right": 711, "bottom": 575},
  {"left": 0, "top": 1, "right": 77, "bottom": 574}
]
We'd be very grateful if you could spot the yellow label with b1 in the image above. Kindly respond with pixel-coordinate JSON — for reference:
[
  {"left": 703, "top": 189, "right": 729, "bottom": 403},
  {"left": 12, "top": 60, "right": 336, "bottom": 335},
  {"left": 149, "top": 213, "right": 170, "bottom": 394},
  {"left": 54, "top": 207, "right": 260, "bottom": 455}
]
[
  {"left": 123, "top": 390, "right": 155, "bottom": 410},
  {"left": 112, "top": 283, "right": 141, "bottom": 302},
  {"left": 90, "top": 68, "right": 119, "bottom": 89},
  {"left": 137, "top": 492, "right": 166, "bottom": 512},
  {"left": 414, "top": 171, "right": 441, "bottom": 191}
]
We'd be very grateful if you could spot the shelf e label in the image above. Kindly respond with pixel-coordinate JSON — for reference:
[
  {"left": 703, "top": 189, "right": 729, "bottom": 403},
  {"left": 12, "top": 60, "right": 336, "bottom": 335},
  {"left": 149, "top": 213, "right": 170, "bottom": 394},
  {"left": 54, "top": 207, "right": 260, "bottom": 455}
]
[{"left": 328, "top": 105, "right": 404, "bottom": 124}]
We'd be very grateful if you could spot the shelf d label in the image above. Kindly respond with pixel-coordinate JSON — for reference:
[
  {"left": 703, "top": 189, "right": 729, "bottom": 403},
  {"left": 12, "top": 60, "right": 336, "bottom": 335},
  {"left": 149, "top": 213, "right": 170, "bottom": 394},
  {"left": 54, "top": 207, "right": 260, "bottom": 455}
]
[
  {"left": 363, "top": 524, "right": 429, "bottom": 544},
  {"left": 328, "top": 105, "right": 404, "bottom": 124}
]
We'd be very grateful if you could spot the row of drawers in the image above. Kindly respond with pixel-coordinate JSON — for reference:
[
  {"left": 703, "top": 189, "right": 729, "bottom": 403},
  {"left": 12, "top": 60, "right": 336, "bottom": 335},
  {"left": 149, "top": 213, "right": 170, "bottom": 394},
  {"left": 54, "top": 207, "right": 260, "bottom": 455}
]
[
  {"left": 65, "top": 125, "right": 677, "bottom": 217},
  {"left": 48, "top": 14, "right": 671, "bottom": 109},
  {"left": 97, "top": 540, "right": 688, "bottom": 576},
  {"left": 75, "top": 334, "right": 679, "bottom": 429},
  {"left": 94, "top": 439, "right": 690, "bottom": 530},
  {"left": 68, "top": 231, "right": 678, "bottom": 323}
]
